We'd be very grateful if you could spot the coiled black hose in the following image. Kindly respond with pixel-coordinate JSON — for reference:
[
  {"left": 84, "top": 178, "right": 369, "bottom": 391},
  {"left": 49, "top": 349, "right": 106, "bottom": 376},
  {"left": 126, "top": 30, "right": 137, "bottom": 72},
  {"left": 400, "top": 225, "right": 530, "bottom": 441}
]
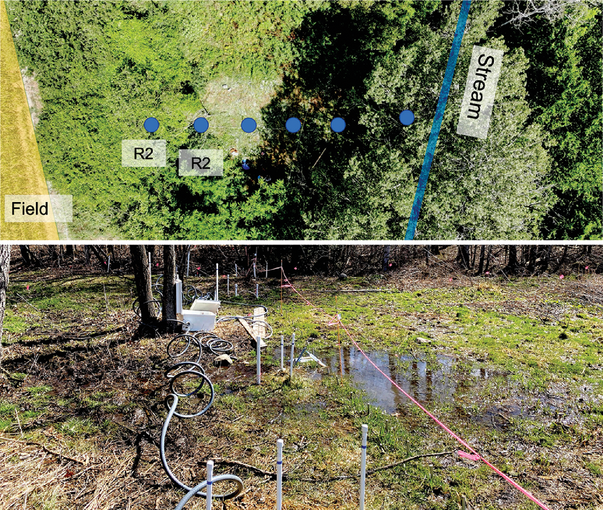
[
  {"left": 166, "top": 333, "right": 235, "bottom": 365},
  {"left": 130, "top": 295, "right": 256, "bottom": 506}
]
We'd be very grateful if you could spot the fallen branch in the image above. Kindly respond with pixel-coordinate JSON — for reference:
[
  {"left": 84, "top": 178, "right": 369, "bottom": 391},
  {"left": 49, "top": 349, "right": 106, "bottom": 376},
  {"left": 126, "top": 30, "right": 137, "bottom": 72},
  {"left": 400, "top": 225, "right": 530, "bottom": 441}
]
[
  {"left": 0, "top": 435, "right": 85, "bottom": 464},
  {"left": 365, "top": 450, "right": 454, "bottom": 475},
  {"left": 214, "top": 450, "right": 454, "bottom": 482},
  {"left": 15, "top": 293, "right": 42, "bottom": 313}
]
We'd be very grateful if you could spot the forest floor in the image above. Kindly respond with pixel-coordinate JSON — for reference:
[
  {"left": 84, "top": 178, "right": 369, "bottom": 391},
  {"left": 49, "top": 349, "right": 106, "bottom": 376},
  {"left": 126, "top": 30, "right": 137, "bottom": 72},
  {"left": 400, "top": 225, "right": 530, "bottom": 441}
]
[{"left": 1, "top": 262, "right": 602, "bottom": 509}]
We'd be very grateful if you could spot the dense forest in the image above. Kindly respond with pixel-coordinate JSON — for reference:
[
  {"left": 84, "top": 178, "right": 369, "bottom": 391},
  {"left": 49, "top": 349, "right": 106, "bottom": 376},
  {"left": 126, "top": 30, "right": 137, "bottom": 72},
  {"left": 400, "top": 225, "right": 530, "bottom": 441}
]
[{"left": 6, "top": 0, "right": 601, "bottom": 240}]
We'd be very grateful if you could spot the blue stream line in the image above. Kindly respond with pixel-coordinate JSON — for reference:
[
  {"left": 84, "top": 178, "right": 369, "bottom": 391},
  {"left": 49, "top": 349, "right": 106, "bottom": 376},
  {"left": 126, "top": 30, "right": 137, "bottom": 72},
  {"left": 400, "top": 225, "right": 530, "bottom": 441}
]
[{"left": 405, "top": 0, "right": 472, "bottom": 240}]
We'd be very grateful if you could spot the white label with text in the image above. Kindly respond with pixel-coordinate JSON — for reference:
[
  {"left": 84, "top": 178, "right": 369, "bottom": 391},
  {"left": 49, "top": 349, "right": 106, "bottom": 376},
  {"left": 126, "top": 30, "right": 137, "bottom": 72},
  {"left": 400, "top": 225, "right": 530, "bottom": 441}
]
[{"left": 457, "top": 46, "right": 504, "bottom": 140}]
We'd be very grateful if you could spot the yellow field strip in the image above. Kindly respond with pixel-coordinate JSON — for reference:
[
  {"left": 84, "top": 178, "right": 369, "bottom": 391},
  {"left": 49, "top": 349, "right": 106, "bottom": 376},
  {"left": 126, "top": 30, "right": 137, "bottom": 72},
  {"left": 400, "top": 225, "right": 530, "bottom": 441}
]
[{"left": 0, "top": 0, "right": 58, "bottom": 240}]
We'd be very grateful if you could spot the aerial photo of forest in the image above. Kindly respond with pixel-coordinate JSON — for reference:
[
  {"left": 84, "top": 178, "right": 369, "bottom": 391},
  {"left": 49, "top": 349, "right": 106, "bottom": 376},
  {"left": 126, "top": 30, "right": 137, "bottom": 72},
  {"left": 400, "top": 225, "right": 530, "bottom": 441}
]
[{"left": 5, "top": 0, "right": 602, "bottom": 240}]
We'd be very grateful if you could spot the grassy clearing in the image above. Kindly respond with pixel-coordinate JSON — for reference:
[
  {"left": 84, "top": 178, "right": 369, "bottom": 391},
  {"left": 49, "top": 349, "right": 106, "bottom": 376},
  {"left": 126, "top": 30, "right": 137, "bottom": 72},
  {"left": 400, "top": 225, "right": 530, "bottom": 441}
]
[
  {"left": 0, "top": 268, "right": 601, "bottom": 508},
  {"left": 201, "top": 76, "right": 281, "bottom": 156}
]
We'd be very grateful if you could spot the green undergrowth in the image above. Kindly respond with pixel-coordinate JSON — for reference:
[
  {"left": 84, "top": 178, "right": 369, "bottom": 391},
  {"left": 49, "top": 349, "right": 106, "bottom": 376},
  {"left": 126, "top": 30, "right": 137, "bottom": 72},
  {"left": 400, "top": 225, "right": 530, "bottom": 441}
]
[
  {"left": 2, "top": 273, "right": 134, "bottom": 342},
  {"left": 207, "top": 372, "right": 520, "bottom": 509},
  {"left": 223, "top": 276, "right": 603, "bottom": 393}
]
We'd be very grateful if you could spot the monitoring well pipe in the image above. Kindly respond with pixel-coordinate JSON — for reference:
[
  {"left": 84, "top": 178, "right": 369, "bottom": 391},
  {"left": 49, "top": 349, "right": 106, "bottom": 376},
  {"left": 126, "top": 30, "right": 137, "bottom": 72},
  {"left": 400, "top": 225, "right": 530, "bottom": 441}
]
[
  {"left": 206, "top": 460, "right": 213, "bottom": 510},
  {"left": 256, "top": 335, "right": 261, "bottom": 385},
  {"left": 289, "top": 333, "right": 295, "bottom": 378},
  {"left": 235, "top": 284, "right": 238, "bottom": 297},
  {"left": 277, "top": 439, "right": 284, "bottom": 510},
  {"left": 280, "top": 335, "right": 284, "bottom": 371},
  {"left": 360, "top": 424, "right": 368, "bottom": 510},
  {"left": 215, "top": 264, "right": 219, "bottom": 302},
  {"left": 227, "top": 275, "right": 229, "bottom": 296},
  {"left": 256, "top": 284, "right": 259, "bottom": 299}
]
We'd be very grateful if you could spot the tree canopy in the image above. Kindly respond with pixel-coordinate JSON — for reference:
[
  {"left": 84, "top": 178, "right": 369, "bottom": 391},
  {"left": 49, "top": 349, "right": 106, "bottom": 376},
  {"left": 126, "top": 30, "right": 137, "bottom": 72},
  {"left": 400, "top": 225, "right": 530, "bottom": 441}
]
[{"left": 6, "top": 0, "right": 600, "bottom": 240}]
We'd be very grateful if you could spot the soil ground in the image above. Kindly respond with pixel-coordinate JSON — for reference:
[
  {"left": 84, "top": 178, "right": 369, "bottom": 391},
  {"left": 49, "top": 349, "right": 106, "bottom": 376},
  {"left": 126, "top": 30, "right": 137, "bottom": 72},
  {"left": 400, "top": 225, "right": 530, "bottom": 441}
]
[{"left": 1, "top": 251, "right": 602, "bottom": 509}]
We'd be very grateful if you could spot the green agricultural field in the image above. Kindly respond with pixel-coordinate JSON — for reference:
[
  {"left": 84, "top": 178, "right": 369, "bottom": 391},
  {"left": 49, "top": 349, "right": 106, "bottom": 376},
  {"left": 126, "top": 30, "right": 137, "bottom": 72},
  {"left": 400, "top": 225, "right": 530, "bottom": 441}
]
[{"left": 3, "top": 0, "right": 601, "bottom": 240}]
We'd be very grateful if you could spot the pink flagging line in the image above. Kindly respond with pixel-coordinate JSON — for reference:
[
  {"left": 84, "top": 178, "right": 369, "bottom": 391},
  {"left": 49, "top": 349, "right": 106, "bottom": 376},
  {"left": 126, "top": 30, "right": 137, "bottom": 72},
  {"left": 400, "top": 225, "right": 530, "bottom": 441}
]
[{"left": 280, "top": 271, "right": 552, "bottom": 510}]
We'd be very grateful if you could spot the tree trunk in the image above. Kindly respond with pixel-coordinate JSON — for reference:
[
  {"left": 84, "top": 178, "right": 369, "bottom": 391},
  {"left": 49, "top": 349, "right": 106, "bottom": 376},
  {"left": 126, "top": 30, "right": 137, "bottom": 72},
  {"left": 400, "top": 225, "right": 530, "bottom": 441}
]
[
  {"left": 552, "top": 245, "right": 568, "bottom": 274},
  {"left": 89, "top": 245, "right": 108, "bottom": 268},
  {"left": 0, "top": 245, "right": 10, "bottom": 357},
  {"left": 20, "top": 245, "right": 32, "bottom": 266},
  {"left": 162, "top": 246, "right": 177, "bottom": 333},
  {"left": 484, "top": 246, "right": 492, "bottom": 274},
  {"left": 477, "top": 245, "right": 486, "bottom": 274},
  {"left": 506, "top": 246, "right": 518, "bottom": 274},
  {"left": 542, "top": 246, "right": 552, "bottom": 272},
  {"left": 457, "top": 246, "right": 471, "bottom": 269},
  {"left": 130, "top": 246, "right": 157, "bottom": 327},
  {"left": 383, "top": 245, "right": 391, "bottom": 272}
]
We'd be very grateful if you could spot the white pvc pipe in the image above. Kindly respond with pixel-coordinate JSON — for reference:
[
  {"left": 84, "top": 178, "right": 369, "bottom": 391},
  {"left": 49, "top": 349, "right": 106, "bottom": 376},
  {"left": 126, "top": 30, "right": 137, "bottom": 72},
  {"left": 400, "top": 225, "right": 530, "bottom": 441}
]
[
  {"left": 175, "top": 277, "right": 183, "bottom": 314},
  {"left": 107, "top": 255, "right": 111, "bottom": 272},
  {"left": 360, "top": 424, "right": 368, "bottom": 510},
  {"left": 148, "top": 253, "right": 152, "bottom": 275},
  {"left": 186, "top": 249, "right": 191, "bottom": 277},
  {"left": 289, "top": 333, "right": 295, "bottom": 378},
  {"left": 256, "top": 335, "right": 261, "bottom": 385},
  {"left": 256, "top": 284, "right": 259, "bottom": 299},
  {"left": 227, "top": 275, "right": 230, "bottom": 295},
  {"left": 235, "top": 284, "right": 238, "bottom": 297},
  {"left": 277, "top": 439, "right": 284, "bottom": 510},
  {"left": 280, "top": 335, "right": 284, "bottom": 371},
  {"left": 215, "top": 263, "right": 219, "bottom": 302},
  {"left": 206, "top": 460, "right": 213, "bottom": 510},
  {"left": 266, "top": 262, "right": 268, "bottom": 278},
  {"left": 253, "top": 262, "right": 256, "bottom": 278},
  {"left": 235, "top": 263, "right": 237, "bottom": 277}
]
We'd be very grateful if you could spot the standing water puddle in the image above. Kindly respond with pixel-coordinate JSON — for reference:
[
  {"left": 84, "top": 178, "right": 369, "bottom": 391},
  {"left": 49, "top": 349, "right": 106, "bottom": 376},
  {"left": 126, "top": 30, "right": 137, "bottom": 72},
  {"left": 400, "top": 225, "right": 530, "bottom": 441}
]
[
  {"left": 326, "top": 349, "right": 457, "bottom": 414},
  {"left": 274, "top": 346, "right": 506, "bottom": 415}
]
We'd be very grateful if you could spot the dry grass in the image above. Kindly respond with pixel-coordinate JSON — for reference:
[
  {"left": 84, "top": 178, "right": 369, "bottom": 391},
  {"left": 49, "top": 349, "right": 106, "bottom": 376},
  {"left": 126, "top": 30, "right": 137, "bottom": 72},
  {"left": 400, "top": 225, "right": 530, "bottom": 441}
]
[
  {"left": 200, "top": 76, "right": 280, "bottom": 155},
  {"left": 0, "top": 316, "right": 364, "bottom": 509}
]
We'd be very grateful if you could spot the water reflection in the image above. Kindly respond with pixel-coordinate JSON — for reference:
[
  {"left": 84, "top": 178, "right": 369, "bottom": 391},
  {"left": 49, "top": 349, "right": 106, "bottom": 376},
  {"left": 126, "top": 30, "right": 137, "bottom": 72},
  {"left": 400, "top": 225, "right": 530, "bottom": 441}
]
[
  {"left": 272, "top": 345, "right": 500, "bottom": 415},
  {"left": 331, "top": 349, "right": 457, "bottom": 414}
]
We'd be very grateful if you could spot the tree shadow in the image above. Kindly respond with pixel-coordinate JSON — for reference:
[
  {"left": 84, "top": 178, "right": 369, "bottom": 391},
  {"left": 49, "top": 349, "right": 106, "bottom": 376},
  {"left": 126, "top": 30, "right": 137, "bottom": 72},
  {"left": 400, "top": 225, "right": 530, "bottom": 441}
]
[{"left": 256, "top": 2, "right": 435, "bottom": 238}]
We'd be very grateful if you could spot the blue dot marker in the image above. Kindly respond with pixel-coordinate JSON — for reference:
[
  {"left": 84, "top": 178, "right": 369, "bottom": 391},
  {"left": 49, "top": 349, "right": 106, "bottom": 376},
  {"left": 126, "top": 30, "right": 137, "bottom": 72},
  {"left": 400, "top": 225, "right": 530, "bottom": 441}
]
[
  {"left": 286, "top": 117, "right": 301, "bottom": 133},
  {"left": 330, "top": 117, "right": 346, "bottom": 133},
  {"left": 193, "top": 117, "right": 209, "bottom": 133},
  {"left": 399, "top": 110, "right": 415, "bottom": 126},
  {"left": 144, "top": 117, "right": 159, "bottom": 133},
  {"left": 241, "top": 117, "right": 257, "bottom": 133}
]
